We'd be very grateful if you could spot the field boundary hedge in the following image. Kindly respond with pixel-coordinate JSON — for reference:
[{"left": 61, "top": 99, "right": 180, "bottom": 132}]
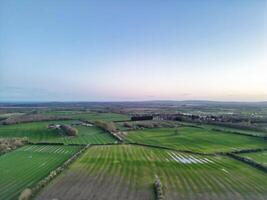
[
  {"left": 0, "top": 114, "right": 71, "bottom": 125},
  {"left": 154, "top": 176, "right": 164, "bottom": 200},
  {"left": 204, "top": 122, "right": 267, "bottom": 136},
  {"left": 222, "top": 148, "right": 267, "bottom": 154},
  {"left": 0, "top": 139, "right": 28, "bottom": 157},
  {"left": 181, "top": 124, "right": 204, "bottom": 129},
  {"left": 28, "top": 141, "right": 89, "bottom": 147},
  {"left": 211, "top": 128, "right": 266, "bottom": 139},
  {"left": 28, "top": 142, "right": 65, "bottom": 146},
  {"left": 225, "top": 153, "right": 267, "bottom": 173},
  {"left": 18, "top": 144, "right": 91, "bottom": 200},
  {"left": 94, "top": 120, "right": 123, "bottom": 142}
]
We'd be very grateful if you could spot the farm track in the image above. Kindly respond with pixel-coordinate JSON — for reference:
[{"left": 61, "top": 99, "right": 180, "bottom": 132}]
[{"left": 36, "top": 145, "right": 267, "bottom": 200}]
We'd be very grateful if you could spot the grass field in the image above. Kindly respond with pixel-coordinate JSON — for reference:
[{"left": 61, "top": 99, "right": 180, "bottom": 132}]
[
  {"left": 0, "top": 145, "right": 81, "bottom": 200},
  {"left": 0, "top": 120, "right": 70, "bottom": 142},
  {"left": 126, "top": 127, "right": 267, "bottom": 153},
  {"left": 43, "top": 111, "right": 130, "bottom": 121},
  {"left": 0, "top": 121, "right": 117, "bottom": 144},
  {"left": 52, "top": 126, "right": 117, "bottom": 144},
  {"left": 238, "top": 151, "right": 267, "bottom": 167},
  {"left": 201, "top": 124, "right": 267, "bottom": 137},
  {"left": 36, "top": 145, "right": 267, "bottom": 200}
]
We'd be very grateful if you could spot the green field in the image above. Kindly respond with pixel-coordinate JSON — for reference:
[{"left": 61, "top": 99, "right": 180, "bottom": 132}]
[
  {"left": 0, "top": 121, "right": 117, "bottom": 144},
  {"left": 126, "top": 127, "right": 267, "bottom": 153},
  {"left": 0, "top": 145, "right": 81, "bottom": 200},
  {"left": 36, "top": 145, "right": 267, "bottom": 200},
  {"left": 53, "top": 126, "right": 117, "bottom": 144},
  {"left": 43, "top": 111, "right": 130, "bottom": 121},
  {"left": 239, "top": 151, "right": 267, "bottom": 167},
  {"left": 0, "top": 120, "right": 69, "bottom": 142},
  {"left": 201, "top": 124, "right": 267, "bottom": 137}
]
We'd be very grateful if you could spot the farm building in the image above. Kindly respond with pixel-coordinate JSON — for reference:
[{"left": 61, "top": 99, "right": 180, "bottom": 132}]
[{"left": 47, "top": 124, "right": 61, "bottom": 129}]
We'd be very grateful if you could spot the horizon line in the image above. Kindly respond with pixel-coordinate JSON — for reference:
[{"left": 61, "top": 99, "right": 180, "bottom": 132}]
[{"left": 0, "top": 99, "right": 267, "bottom": 104}]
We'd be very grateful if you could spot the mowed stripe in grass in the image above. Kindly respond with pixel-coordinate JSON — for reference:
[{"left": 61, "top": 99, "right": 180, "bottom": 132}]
[
  {"left": 0, "top": 145, "right": 81, "bottom": 200},
  {"left": 126, "top": 127, "right": 267, "bottom": 153},
  {"left": 36, "top": 145, "right": 267, "bottom": 200},
  {"left": 0, "top": 121, "right": 117, "bottom": 144}
]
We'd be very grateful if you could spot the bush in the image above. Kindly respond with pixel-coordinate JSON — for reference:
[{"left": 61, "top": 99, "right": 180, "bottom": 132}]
[
  {"left": 0, "top": 138, "right": 28, "bottom": 154},
  {"left": 94, "top": 120, "right": 117, "bottom": 132},
  {"left": 18, "top": 188, "right": 32, "bottom": 200},
  {"left": 154, "top": 176, "right": 164, "bottom": 200},
  {"left": 60, "top": 125, "right": 78, "bottom": 136},
  {"left": 123, "top": 122, "right": 133, "bottom": 128}
]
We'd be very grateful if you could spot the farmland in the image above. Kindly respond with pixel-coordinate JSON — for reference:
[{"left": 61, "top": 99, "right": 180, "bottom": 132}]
[
  {"left": 0, "top": 102, "right": 266, "bottom": 200},
  {"left": 0, "top": 121, "right": 116, "bottom": 144},
  {"left": 0, "top": 120, "right": 69, "bottom": 142},
  {"left": 0, "top": 145, "right": 81, "bottom": 200},
  {"left": 53, "top": 126, "right": 117, "bottom": 145},
  {"left": 201, "top": 124, "right": 267, "bottom": 137},
  {"left": 125, "top": 127, "right": 267, "bottom": 153},
  {"left": 36, "top": 145, "right": 267, "bottom": 200},
  {"left": 43, "top": 111, "right": 130, "bottom": 121},
  {"left": 238, "top": 151, "right": 267, "bottom": 167}
]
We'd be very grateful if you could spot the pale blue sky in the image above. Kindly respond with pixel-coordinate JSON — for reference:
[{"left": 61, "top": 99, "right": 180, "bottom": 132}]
[{"left": 0, "top": 0, "right": 266, "bottom": 101}]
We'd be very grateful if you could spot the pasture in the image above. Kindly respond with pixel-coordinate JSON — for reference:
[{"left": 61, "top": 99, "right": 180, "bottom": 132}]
[
  {"left": 0, "top": 120, "right": 70, "bottom": 142},
  {"left": 201, "top": 124, "right": 267, "bottom": 137},
  {"left": 36, "top": 145, "right": 267, "bottom": 200},
  {"left": 0, "top": 121, "right": 117, "bottom": 144},
  {"left": 125, "top": 127, "right": 267, "bottom": 153},
  {"left": 239, "top": 150, "right": 267, "bottom": 167},
  {"left": 53, "top": 126, "right": 117, "bottom": 144},
  {"left": 43, "top": 111, "right": 130, "bottom": 121},
  {"left": 0, "top": 145, "right": 81, "bottom": 200}
]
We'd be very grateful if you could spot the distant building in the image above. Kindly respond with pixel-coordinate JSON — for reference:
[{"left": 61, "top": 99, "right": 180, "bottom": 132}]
[{"left": 48, "top": 124, "right": 61, "bottom": 129}]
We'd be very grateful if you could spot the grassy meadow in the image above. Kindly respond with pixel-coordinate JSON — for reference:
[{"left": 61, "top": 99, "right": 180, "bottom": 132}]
[
  {"left": 238, "top": 151, "right": 267, "bottom": 167},
  {"left": 0, "top": 145, "right": 81, "bottom": 200},
  {"left": 0, "top": 121, "right": 117, "bottom": 144},
  {"left": 43, "top": 111, "right": 130, "bottom": 121},
  {"left": 126, "top": 127, "right": 267, "bottom": 153},
  {"left": 36, "top": 145, "right": 267, "bottom": 200}
]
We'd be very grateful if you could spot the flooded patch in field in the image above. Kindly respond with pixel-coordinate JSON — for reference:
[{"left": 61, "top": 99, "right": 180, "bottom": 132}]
[{"left": 167, "top": 152, "right": 213, "bottom": 164}]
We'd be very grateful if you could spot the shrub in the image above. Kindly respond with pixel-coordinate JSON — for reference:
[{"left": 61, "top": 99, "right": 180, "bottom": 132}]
[
  {"left": 0, "top": 138, "right": 28, "bottom": 154},
  {"left": 60, "top": 125, "right": 78, "bottom": 136},
  {"left": 94, "top": 120, "right": 117, "bottom": 132},
  {"left": 18, "top": 188, "right": 32, "bottom": 200},
  {"left": 123, "top": 122, "right": 133, "bottom": 128},
  {"left": 154, "top": 176, "right": 164, "bottom": 200}
]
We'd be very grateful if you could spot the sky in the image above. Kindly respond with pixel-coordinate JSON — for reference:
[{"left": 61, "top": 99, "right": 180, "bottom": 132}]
[{"left": 0, "top": 0, "right": 267, "bottom": 102}]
